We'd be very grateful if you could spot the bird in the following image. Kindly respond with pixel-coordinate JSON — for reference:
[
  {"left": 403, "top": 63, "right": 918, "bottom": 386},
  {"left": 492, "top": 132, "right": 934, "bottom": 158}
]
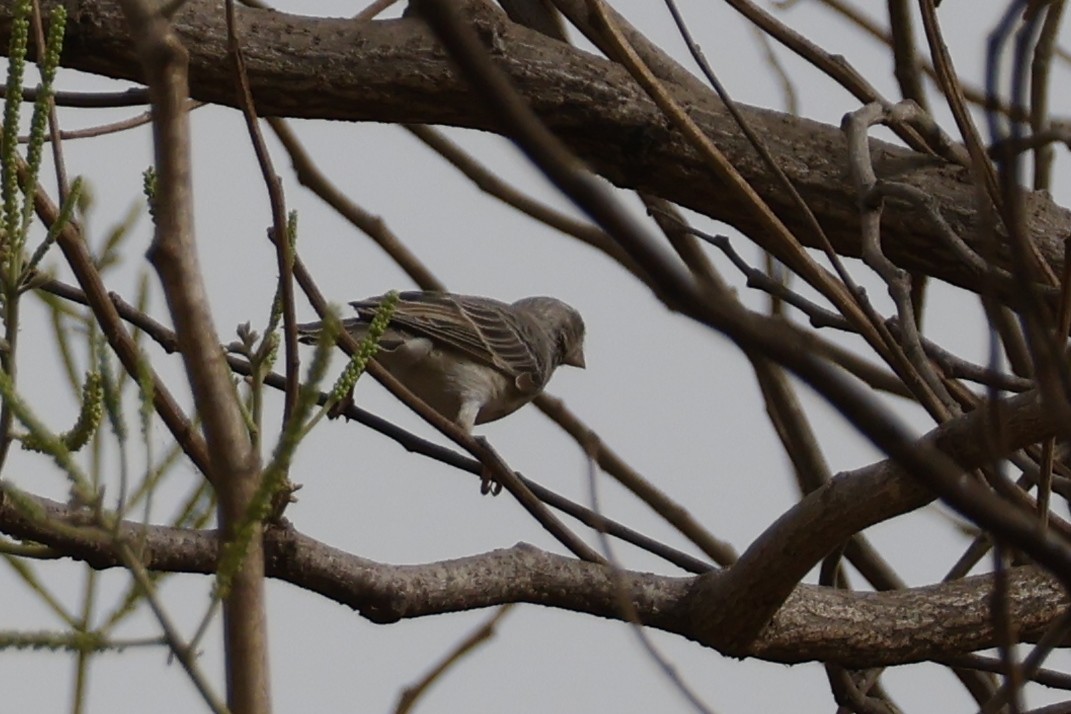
[{"left": 297, "top": 291, "right": 586, "bottom": 432}]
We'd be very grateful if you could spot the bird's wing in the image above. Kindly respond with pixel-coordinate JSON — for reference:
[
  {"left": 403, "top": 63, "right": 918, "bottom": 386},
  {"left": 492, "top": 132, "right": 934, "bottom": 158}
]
[{"left": 350, "top": 292, "right": 542, "bottom": 381}]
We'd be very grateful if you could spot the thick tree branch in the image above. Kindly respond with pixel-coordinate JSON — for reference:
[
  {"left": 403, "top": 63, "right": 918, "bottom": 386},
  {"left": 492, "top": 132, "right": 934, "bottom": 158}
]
[
  {"left": 691, "top": 388, "right": 1061, "bottom": 650},
  {"left": 0, "top": 0, "right": 1067, "bottom": 307},
  {"left": 0, "top": 488, "right": 1065, "bottom": 668}
]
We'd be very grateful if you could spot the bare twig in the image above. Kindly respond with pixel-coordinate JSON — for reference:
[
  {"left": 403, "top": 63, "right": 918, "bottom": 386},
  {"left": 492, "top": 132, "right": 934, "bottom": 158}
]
[
  {"left": 225, "top": 0, "right": 299, "bottom": 423},
  {"left": 395, "top": 605, "right": 515, "bottom": 714}
]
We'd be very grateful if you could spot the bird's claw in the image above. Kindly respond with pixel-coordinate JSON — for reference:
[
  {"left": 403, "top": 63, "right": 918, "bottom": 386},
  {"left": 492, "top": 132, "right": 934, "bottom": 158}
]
[{"left": 480, "top": 468, "right": 503, "bottom": 496}]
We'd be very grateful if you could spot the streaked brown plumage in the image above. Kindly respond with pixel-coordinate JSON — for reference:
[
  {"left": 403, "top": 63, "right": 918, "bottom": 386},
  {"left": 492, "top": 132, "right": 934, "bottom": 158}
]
[{"left": 298, "top": 291, "right": 585, "bottom": 430}]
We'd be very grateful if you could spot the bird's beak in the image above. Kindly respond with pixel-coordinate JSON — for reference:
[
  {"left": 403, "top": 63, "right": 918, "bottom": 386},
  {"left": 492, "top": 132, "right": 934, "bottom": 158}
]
[{"left": 565, "top": 351, "right": 586, "bottom": 369}]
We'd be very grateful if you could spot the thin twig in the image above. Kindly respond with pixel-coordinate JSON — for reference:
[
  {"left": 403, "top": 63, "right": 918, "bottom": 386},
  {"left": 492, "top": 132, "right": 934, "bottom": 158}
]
[
  {"left": 394, "top": 605, "right": 514, "bottom": 714},
  {"left": 225, "top": 0, "right": 299, "bottom": 422}
]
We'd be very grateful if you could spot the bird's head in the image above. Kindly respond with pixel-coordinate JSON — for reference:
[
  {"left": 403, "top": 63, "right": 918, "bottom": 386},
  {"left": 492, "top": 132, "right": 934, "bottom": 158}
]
[{"left": 514, "top": 296, "right": 586, "bottom": 370}]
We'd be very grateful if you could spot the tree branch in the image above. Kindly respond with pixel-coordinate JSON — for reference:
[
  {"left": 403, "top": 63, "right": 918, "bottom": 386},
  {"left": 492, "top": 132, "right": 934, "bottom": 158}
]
[
  {"left": 0, "top": 488, "right": 1065, "bottom": 668},
  {"left": 0, "top": 0, "right": 1066, "bottom": 307},
  {"left": 115, "top": 1, "right": 268, "bottom": 710}
]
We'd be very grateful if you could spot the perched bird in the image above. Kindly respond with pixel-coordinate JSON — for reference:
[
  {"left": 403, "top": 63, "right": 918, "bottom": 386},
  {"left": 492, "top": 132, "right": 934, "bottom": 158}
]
[{"left": 297, "top": 291, "right": 586, "bottom": 431}]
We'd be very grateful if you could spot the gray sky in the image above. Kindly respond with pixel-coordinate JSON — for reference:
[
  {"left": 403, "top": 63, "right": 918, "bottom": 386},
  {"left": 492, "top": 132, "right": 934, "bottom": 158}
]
[{"left": 4, "top": 1, "right": 1070, "bottom": 712}]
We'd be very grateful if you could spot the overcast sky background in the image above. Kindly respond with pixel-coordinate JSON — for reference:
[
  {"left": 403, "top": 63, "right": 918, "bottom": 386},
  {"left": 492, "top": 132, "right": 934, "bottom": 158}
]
[{"left": 3, "top": 1, "right": 1070, "bottom": 712}]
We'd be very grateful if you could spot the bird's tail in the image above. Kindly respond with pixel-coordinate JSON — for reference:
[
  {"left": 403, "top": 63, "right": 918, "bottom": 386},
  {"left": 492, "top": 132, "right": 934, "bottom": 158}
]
[{"left": 296, "top": 318, "right": 368, "bottom": 345}]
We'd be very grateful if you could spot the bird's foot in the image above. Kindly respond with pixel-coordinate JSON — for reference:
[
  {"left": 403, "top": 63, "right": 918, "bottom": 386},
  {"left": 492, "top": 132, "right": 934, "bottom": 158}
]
[
  {"left": 480, "top": 467, "right": 503, "bottom": 496},
  {"left": 475, "top": 435, "right": 504, "bottom": 496}
]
